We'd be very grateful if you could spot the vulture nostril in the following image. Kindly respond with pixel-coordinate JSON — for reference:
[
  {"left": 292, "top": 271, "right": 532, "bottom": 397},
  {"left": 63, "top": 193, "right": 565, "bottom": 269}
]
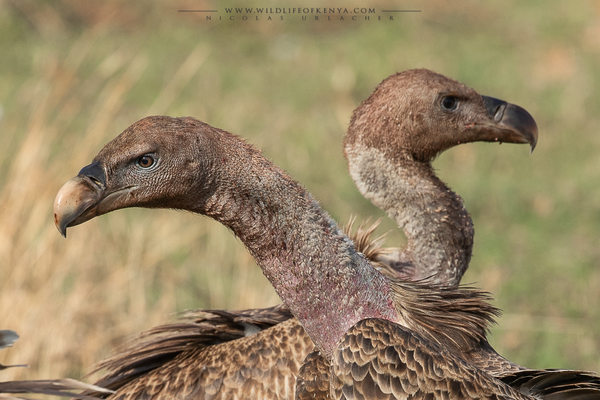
[
  {"left": 88, "top": 176, "right": 102, "bottom": 187},
  {"left": 494, "top": 104, "right": 506, "bottom": 122}
]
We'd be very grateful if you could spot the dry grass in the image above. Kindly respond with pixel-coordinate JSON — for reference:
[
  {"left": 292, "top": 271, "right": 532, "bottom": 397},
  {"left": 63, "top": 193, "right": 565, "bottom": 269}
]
[
  {"left": 0, "top": 0, "right": 599, "bottom": 384},
  {"left": 0, "top": 16, "right": 281, "bottom": 379}
]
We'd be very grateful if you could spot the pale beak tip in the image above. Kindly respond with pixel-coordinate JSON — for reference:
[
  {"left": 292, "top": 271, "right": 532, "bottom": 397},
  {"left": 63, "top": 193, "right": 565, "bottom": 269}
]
[{"left": 54, "top": 212, "right": 67, "bottom": 238}]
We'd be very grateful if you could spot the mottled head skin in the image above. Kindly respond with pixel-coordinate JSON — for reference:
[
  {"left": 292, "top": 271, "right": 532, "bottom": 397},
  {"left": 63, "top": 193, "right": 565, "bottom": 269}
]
[
  {"left": 54, "top": 116, "right": 399, "bottom": 358},
  {"left": 344, "top": 69, "right": 538, "bottom": 286},
  {"left": 345, "top": 69, "right": 537, "bottom": 163}
]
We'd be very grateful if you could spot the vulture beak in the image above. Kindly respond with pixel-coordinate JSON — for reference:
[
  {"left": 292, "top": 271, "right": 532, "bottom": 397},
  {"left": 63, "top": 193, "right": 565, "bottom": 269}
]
[
  {"left": 54, "top": 162, "right": 132, "bottom": 237},
  {"left": 479, "top": 96, "right": 538, "bottom": 152}
]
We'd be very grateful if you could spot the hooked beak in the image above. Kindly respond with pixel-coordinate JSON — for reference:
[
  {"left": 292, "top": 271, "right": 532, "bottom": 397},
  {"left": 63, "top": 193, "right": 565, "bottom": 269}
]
[
  {"left": 480, "top": 96, "right": 538, "bottom": 152},
  {"left": 54, "top": 162, "right": 133, "bottom": 237}
]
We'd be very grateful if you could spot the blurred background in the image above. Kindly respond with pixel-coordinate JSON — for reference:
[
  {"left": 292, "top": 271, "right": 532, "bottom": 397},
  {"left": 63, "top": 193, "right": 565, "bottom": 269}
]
[{"left": 1, "top": 0, "right": 599, "bottom": 382}]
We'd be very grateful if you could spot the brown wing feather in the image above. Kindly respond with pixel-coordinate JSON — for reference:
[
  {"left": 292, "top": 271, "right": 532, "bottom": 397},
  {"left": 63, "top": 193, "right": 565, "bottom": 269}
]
[
  {"left": 497, "top": 369, "right": 600, "bottom": 399},
  {"left": 460, "top": 341, "right": 524, "bottom": 375},
  {"left": 0, "top": 379, "right": 113, "bottom": 400},
  {"left": 331, "top": 319, "right": 529, "bottom": 400},
  {"left": 95, "top": 318, "right": 312, "bottom": 400},
  {"left": 90, "top": 305, "right": 294, "bottom": 392},
  {"left": 298, "top": 329, "right": 600, "bottom": 400},
  {"left": 295, "top": 351, "right": 331, "bottom": 400}
]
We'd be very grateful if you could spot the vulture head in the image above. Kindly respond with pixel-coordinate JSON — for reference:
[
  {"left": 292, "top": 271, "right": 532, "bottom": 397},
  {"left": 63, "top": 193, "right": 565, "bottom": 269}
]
[
  {"left": 54, "top": 116, "right": 248, "bottom": 236},
  {"left": 344, "top": 68, "right": 538, "bottom": 163}
]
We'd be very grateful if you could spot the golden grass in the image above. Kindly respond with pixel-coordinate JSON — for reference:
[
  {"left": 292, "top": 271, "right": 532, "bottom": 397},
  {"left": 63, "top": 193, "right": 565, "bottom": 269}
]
[{"left": 0, "top": 33, "right": 280, "bottom": 380}]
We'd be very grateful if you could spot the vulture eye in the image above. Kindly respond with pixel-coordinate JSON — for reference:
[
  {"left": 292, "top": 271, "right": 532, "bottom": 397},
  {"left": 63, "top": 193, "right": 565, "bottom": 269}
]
[
  {"left": 137, "top": 155, "right": 155, "bottom": 169},
  {"left": 441, "top": 96, "right": 459, "bottom": 111}
]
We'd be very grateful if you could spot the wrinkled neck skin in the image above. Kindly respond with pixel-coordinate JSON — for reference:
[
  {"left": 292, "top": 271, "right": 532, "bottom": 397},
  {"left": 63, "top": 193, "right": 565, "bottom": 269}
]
[
  {"left": 190, "top": 142, "right": 399, "bottom": 358},
  {"left": 346, "top": 145, "right": 473, "bottom": 287}
]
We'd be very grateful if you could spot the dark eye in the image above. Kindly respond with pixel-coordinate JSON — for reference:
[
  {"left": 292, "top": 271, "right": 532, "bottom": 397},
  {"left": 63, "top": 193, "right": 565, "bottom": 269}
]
[
  {"left": 441, "top": 96, "right": 459, "bottom": 111},
  {"left": 137, "top": 155, "right": 155, "bottom": 169}
]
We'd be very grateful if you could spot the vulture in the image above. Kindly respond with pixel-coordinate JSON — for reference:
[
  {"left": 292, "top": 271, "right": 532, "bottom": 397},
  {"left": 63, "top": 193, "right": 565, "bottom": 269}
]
[
  {"left": 0, "top": 330, "right": 113, "bottom": 400},
  {"left": 342, "top": 69, "right": 537, "bottom": 284},
  {"left": 53, "top": 70, "right": 599, "bottom": 399}
]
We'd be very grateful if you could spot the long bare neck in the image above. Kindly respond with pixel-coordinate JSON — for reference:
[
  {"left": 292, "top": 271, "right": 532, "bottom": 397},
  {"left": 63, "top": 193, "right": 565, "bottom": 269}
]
[
  {"left": 346, "top": 146, "right": 473, "bottom": 286},
  {"left": 192, "top": 137, "right": 399, "bottom": 357}
]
